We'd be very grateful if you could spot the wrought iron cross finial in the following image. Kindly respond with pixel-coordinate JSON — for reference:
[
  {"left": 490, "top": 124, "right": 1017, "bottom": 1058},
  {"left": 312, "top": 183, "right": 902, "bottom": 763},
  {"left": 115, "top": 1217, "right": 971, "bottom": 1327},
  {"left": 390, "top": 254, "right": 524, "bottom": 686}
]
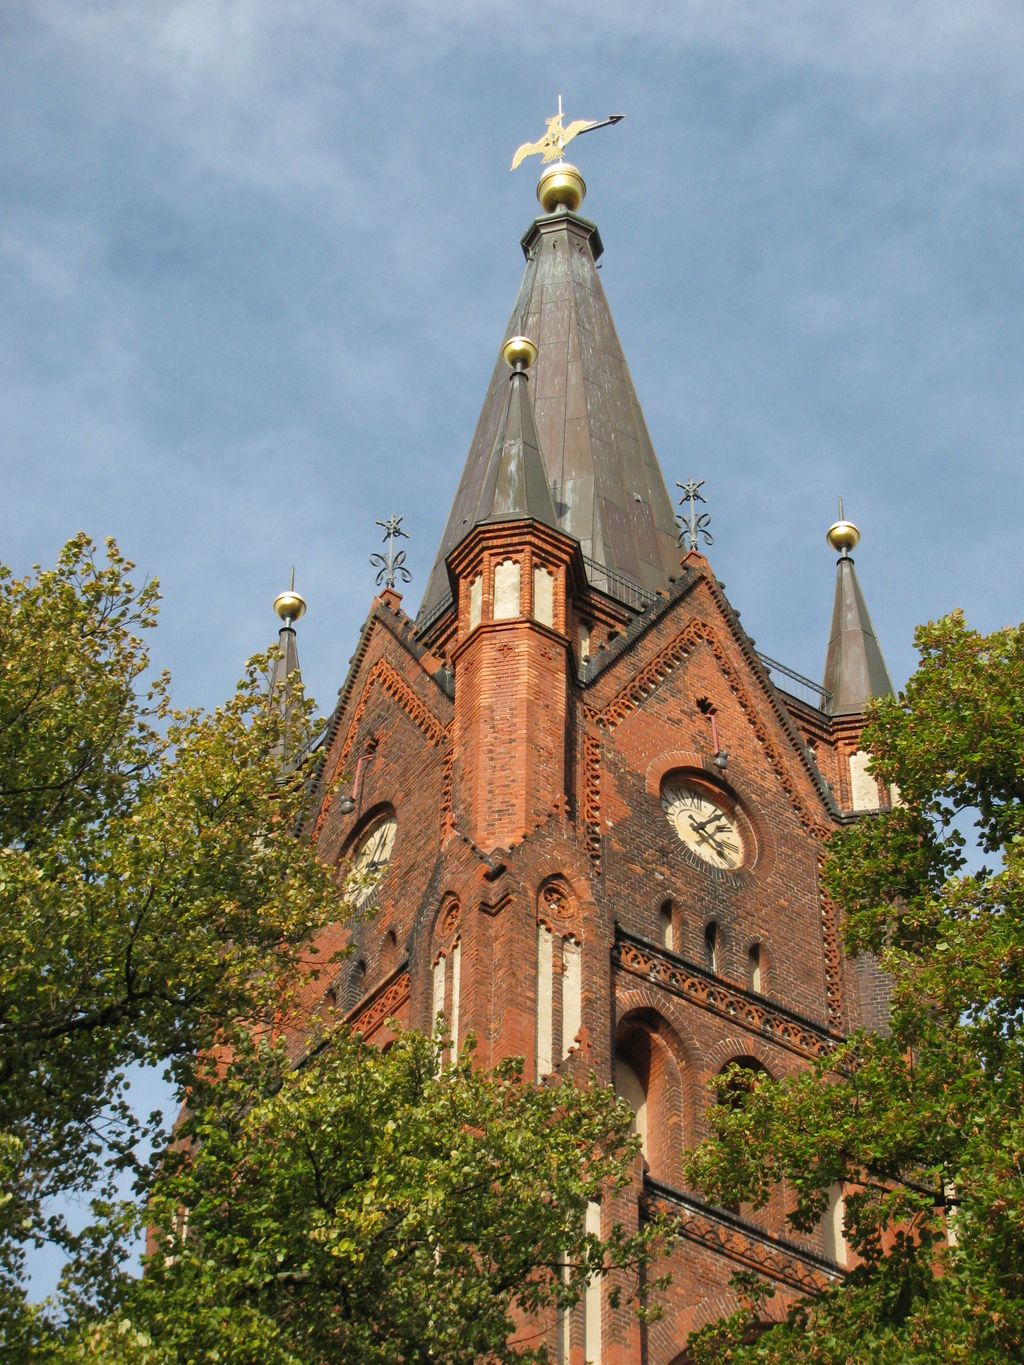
[
  {"left": 370, "top": 515, "right": 412, "bottom": 590},
  {"left": 676, "top": 478, "right": 714, "bottom": 552}
]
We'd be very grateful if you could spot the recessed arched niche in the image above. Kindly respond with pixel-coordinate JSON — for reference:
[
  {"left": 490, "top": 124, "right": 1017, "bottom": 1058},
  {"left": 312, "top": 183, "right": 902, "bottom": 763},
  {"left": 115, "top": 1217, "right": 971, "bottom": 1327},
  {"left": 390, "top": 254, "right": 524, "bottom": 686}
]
[
  {"left": 492, "top": 558, "right": 521, "bottom": 620},
  {"left": 614, "top": 1009, "right": 685, "bottom": 1183}
]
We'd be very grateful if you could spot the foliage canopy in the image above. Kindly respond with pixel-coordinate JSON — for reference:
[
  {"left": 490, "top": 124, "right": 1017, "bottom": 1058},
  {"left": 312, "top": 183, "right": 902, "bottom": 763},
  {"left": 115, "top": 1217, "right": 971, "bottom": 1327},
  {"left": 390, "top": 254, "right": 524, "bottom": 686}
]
[
  {"left": 1, "top": 537, "right": 661, "bottom": 1360},
  {"left": 65, "top": 1030, "right": 658, "bottom": 1364},
  {"left": 685, "top": 613, "right": 1024, "bottom": 1363},
  {"left": 0, "top": 536, "right": 337, "bottom": 1344}
]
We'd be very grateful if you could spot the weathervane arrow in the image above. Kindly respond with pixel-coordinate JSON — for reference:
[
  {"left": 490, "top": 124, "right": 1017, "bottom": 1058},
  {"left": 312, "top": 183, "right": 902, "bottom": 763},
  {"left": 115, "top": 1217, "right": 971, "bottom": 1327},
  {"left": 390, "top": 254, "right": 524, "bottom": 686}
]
[{"left": 511, "top": 95, "right": 624, "bottom": 171}]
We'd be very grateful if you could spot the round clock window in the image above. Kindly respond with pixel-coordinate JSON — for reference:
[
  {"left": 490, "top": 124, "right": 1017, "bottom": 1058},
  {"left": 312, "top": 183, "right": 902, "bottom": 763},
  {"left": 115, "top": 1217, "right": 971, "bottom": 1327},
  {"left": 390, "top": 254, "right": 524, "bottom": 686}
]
[
  {"left": 347, "top": 816, "right": 397, "bottom": 907},
  {"left": 661, "top": 780, "right": 747, "bottom": 871}
]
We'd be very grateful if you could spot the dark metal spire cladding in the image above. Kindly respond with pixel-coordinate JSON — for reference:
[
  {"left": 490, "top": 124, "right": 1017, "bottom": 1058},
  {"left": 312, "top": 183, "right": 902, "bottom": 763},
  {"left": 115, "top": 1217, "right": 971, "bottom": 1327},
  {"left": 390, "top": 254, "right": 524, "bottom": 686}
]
[
  {"left": 419, "top": 205, "right": 680, "bottom": 621},
  {"left": 822, "top": 509, "right": 894, "bottom": 717},
  {"left": 473, "top": 340, "right": 558, "bottom": 530}
]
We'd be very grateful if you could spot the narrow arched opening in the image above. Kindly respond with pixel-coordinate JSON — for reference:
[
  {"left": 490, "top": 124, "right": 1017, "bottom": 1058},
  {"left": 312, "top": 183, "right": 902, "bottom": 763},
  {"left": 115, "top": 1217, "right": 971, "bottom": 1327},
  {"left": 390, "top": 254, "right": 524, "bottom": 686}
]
[
  {"left": 343, "top": 958, "right": 366, "bottom": 1012},
  {"left": 615, "top": 1009, "right": 686, "bottom": 1184},
  {"left": 704, "top": 920, "right": 719, "bottom": 974},
  {"left": 659, "top": 899, "right": 675, "bottom": 953},
  {"left": 747, "top": 942, "right": 763, "bottom": 993}
]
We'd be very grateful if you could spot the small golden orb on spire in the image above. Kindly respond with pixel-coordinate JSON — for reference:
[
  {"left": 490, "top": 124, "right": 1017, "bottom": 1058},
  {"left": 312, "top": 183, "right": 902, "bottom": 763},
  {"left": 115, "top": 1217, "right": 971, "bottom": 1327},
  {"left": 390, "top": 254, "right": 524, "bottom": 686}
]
[
  {"left": 502, "top": 334, "right": 538, "bottom": 370},
  {"left": 537, "top": 161, "right": 586, "bottom": 214},
  {"left": 274, "top": 588, "right": 307, "bottom": 625},
  {"left": 826, "top": 516, "right": 861, "bottom": 556}
]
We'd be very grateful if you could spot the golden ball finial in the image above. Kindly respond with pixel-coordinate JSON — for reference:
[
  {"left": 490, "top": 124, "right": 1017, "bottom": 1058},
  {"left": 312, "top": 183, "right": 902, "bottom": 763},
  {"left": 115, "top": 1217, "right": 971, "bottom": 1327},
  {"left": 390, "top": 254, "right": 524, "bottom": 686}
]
[
  {"left": 826, "top": 517, "right": 860, "bottom": 556},
  {"left": 537, "top": 161, "right": 586, "bottom": 214},
  {"left": 274, "top": 588, "right": 307, "bottom": 625},
  {"left": 502, "top": 335, "right": 538, "bottom": 371}
]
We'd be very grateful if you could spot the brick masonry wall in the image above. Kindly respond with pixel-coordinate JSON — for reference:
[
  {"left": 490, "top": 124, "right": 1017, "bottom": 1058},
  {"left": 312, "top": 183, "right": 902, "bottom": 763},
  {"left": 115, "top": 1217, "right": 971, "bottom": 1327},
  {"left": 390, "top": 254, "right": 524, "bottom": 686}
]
[{"left": 296, "top": 553, "right": 885, "bottom": 1360}]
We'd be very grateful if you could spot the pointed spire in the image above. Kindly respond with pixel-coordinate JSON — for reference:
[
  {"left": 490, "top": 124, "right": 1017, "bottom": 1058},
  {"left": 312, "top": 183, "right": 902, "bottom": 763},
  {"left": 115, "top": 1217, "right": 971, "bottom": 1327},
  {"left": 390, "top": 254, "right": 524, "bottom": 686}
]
[
  {"left": 419, "top": 192, "right": 679, "bottom": 621},
  {"left": 268, "top": 572, "right": 306, "bottom": 770},
  {"left": 822, "top": 503, "right": 893, "bottom": 717},
  {"left": 471, "top": 335, "right": 558, "bottom": 530}
]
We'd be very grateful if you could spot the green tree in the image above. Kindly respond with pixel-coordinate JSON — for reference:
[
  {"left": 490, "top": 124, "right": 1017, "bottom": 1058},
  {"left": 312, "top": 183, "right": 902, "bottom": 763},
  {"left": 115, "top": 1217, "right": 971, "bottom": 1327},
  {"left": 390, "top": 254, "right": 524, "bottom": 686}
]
[
  {"left": 62, "top": 1029, "right": 659, "bottom": 1364},
  {"left": 2, "top": 537, "right": 663, "bottom": 1360},
  {"left": 0, "top": 536, "right": 338, "bottom": 1344},
  {"left": 684, "top": 613, "right": 1024, "bottom": 1363}
]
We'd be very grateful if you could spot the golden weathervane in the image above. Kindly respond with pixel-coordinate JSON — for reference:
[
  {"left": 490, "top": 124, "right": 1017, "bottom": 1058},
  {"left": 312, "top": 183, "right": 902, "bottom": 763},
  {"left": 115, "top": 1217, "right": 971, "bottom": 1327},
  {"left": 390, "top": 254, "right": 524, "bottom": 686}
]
[{"left": 510, "top": 95, "right": 623, "bottom": 171}]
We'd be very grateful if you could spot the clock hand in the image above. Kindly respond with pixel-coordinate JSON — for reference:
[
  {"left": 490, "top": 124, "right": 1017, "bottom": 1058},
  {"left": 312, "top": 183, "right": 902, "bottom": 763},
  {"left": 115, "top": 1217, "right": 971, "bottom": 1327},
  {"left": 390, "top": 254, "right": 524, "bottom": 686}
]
[
  {"left": 689, "top": 813, "right": 732, "bottom": 843},
  {"left": 689, "top": 823, "right": 726, "bottom": 855},
  {"left": 692, "top": 823, "right": 739, "bottom": 866}
]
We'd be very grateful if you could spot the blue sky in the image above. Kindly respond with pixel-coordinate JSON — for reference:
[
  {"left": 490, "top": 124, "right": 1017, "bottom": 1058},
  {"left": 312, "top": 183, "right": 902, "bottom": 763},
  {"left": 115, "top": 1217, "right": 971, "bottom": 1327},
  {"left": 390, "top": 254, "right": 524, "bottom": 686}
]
[
  {"left": 4, "top": 0, "right": 1023, "bottom": 1300},
  {"left": 4, "top": 2, "right": 1022, "bottom": 722}
]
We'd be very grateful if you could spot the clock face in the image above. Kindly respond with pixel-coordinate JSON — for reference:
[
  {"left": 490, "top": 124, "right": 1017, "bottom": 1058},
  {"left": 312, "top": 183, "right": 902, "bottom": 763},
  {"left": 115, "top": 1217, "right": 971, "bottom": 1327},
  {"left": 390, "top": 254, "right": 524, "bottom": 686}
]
[
  {"left": 662, "top": 782, "right": 745, "bottom": 871},
  {"left": 348, "top": 817, "right": 397, "bottom": 907}
]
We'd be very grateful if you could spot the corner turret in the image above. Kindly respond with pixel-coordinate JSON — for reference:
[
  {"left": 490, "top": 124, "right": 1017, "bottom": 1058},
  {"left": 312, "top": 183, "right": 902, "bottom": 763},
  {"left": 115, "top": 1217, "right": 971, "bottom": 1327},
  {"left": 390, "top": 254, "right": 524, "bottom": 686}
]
[
  {"left": 822, "top": 504, "right": 893, "bottom": 717},
  {"left": 472, "top": 336, "right": 559, "bottom": 530}
]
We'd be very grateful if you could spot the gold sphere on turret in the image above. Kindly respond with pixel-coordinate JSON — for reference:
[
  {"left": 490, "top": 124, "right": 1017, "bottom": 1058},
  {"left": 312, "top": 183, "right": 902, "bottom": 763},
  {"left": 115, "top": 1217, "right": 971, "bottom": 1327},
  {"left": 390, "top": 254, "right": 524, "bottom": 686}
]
[
  {"left": 537, "top": 161, "right": 586, "bottom": 214},
  {"left": 502, "top": 334, "right": 538, "bottom": 370},
  {"left": 826, "top": 518, "right": 861, "bottom": 556},
  {"left": 274, "top": 589, "right": 307, "bottom": 624}
]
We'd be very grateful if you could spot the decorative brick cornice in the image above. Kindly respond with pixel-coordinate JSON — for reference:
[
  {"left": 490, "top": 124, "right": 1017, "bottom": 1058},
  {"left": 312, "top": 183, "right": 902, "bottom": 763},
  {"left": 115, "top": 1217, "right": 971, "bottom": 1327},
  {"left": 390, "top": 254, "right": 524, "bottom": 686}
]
[
  {"left": 346, "top": 966, "right": 411, "bottom": 1040},
  {"left": 642, "top": 1179, "right": 843, "bottom": 1296},
  {"left": 613, "top": 930, "right": 841, "bottom": 1062},
  {"left": 818, "top": 863, "right": 846, "bottom": 1032},
  {"left": 582, "top": 731, "right": 602, "bottom": 873},
  {"left": 439, "top": 729, "right": 455, "bottom": 841}
]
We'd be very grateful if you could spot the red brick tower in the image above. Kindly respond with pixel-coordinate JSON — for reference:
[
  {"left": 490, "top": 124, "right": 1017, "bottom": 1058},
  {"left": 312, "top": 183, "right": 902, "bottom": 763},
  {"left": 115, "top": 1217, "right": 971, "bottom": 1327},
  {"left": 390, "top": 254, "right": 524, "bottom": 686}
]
[{"left": 301, "top": 153, "right": 894, "bottom": 1361}]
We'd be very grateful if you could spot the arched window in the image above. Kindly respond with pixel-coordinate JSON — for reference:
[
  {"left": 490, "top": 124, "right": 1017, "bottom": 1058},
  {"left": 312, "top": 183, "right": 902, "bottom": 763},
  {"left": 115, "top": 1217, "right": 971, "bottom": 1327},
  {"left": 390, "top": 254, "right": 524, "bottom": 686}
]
[
  {"left": 468, "top": 573, "right": 483, "bottom": 631},
  {"left": 704, "top": 920, "right": 719, "bottom": 974},
  {"left": 533, "top": 565, "right": 554, "bottom": 627},
  {"left": 719, "top": 1055, "right": 769, "bottom": 1098},
  {"left": 584, "top": 1200, "right": 602, "bottom": 1362},
  {"left": 748, "top": 942, "right": 762, "bottom": 993},
  {"left": 431, "top": 897, "right": 462, "bottom": 1058},
  {"left": 535, "top": 880, "right": 583, "bottom": 1079},
  {"left": 716, "top": 1057, "right": 770, "bottom": 1212},
  {"left": 343, "top": 958, "right": 366, "bottom": 1011},
  {"left": 615, "top": 1010, "right": 685, "bottom": 1184},
  {"left": 614, "top": 1056, "right": 648, "bottom": 1159},
  {"left": 492, "top": 558, "right": 521, "bottom": 620},
  {"left": 823, "top": 1184, "right": 848, "bottom": 1266},
  {"left": 849, "top": 749, "right": 881, "bottom": 811},
  {"left": 536, "top": 925, "right": 583, "bottom": 1076},
  {"left": 659, "top": 900, "right": 675, "bottom": 953},
  {"left": 380, "top": 928, "right": 398, "bottom": 976}
]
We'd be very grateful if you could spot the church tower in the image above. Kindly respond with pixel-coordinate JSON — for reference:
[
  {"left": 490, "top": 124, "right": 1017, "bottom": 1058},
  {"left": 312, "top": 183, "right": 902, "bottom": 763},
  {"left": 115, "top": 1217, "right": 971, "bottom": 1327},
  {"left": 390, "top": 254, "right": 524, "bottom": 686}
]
[{"left": 299, "top": 120, "right": 894, "bottom": 1362}]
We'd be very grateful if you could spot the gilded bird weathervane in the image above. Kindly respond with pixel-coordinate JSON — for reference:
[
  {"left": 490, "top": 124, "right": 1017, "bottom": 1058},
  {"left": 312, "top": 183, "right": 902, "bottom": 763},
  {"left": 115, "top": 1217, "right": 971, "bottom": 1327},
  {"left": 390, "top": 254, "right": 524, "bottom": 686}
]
[{"left": 510, "top": 95, "right": 623, "bottom": 170}]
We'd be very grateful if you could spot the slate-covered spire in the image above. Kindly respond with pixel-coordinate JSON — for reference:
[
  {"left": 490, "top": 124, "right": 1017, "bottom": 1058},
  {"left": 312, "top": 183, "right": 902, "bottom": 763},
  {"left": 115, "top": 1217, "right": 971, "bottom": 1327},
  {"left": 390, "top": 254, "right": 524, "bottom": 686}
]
[
  {"left": 822, "top": 506, "right": 893, "bottom": 717},
  {"left": 472, "top": 335, "right": 558, "bottom": 530},
  {"left": 419, "top": 171, "right": 679, "bottom": 621},
  {"left": 268, "top": 577, "right": 307, "bottom": 771}
]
